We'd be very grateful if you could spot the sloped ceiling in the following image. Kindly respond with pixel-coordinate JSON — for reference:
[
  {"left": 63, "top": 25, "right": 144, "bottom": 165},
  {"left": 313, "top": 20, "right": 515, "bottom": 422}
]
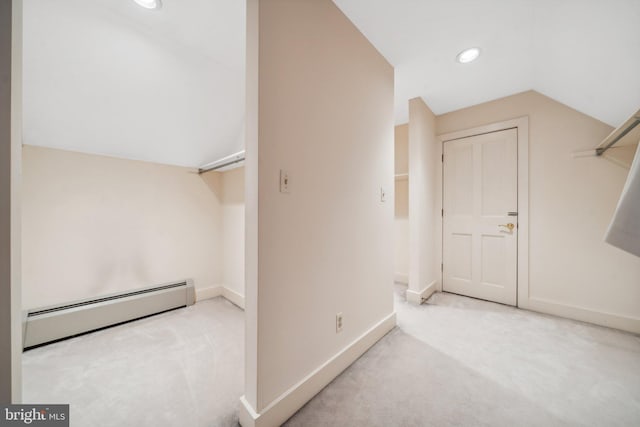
[
  {"left": 23, "top": 1, "right": 640, "bottom": 167},
  {"left": 23, "top": 0, "right": 245, "bottom": 168},
  {"left": 334, "top": 0, "right": 640, "bottom": 127}
]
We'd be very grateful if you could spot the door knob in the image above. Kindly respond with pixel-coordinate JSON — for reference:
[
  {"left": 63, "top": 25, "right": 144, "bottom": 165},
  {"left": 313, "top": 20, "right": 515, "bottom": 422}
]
[{"left": 499, "top": 223, "right": 515, "bottom": 232}]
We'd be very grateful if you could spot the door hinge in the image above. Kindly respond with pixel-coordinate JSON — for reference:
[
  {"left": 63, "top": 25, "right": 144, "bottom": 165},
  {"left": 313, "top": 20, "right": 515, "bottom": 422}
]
[
  {"left": 441, "top": 154, "right": 444, "bottom": 162},
  {"left": 441, "top": 209, "right": 444, "bottom": 217},
  {"left": 441, "top": 263, "right": 443, "bottom": 272}
]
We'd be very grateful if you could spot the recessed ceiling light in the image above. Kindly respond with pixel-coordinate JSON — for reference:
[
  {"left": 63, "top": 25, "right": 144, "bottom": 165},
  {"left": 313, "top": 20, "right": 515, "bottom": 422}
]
[
  {"left": 456, "top": 47, "right": 481, "bottom": 64},
  {"left": 133, "top": 0, "right": 162, "bottom": 10}
]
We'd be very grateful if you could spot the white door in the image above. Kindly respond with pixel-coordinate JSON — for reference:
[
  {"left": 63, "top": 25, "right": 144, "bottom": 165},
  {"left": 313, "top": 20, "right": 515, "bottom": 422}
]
[{"left": 443, "top": 128, "right": 518, "bottom": 305}]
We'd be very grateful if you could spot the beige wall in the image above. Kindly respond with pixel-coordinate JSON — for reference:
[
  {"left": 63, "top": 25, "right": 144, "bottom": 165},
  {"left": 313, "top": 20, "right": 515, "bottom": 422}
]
[
  {"left": 394, "top": 124, "right": 409, "bottom": 175},
  {"left": 394, "top": 177, "right": 409, "bottom": 282},
  {"left": 22, "top": 146, "right": 224, "bottom": 309},
  {"left": 222, "top": 166, "right": 245, "bottom": 296},
  {"left": 437, "top": 90, "right": 640, "bottom": 332},
  {"left": 394, "top": 124, "right": 409, "bottom": 282},
  {"left": 243, "top": 0, "right": 395, "bottom": 424},
  {"left": 1, "top": 0, "right": 22, "bottom": 404},
  {"left": 408, "top": 98, "right": 440, "bottom": 302}
]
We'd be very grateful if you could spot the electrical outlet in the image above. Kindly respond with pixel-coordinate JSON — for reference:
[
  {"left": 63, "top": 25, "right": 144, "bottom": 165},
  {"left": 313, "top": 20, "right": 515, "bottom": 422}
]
[
  {"left": 280, "top": 170, "right": 290, "bottom": 193},
  {"left": 336, "top": 312, "right": 343, "bottom": 333}
]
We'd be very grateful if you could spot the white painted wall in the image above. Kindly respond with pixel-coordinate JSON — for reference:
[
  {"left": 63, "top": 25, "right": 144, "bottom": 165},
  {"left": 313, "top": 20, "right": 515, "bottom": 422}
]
[
  {"left": 10, "top": 0, "right": 22, "bottom": 403},
  {"left": 333, "top": 0, "right": 640, "bottom": 129},
  {"left": 244, "top": 0, "right": 259, "bottom": 412},
  {"left": 394, "top": 124, "right": 409, "bottom": 283},
  {"left": 242, "top": 0, "right": 395, "bottom": 425},
  {"left": 408, "top": 98, "right": 440, "bottom": 303},
  {"left": 437, "top": 90, "right": 640, "bottom": 333},
  {"left": 222, "top": 166, "right": 245, "bottom": 297},
  {"left": 0, "top": 0, "right": 22, "bottom": 404},
  {"left": 22, "top": 146, "right": 224, "bottom": 309},
  {"left": 22, "top": 0, "right": 246, "bottom": 167}
]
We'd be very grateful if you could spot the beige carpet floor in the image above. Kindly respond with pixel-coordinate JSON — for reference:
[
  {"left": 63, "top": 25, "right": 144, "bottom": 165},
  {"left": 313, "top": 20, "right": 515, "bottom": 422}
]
[
  {"left": 23, "top": 297, "right": 244, "bottom": 427},
  {"left": 285, "top": 284, "right": 640, "bottom": 426},
  {"left": 23, "top": 286, "right": 640, "bottom": 426}
]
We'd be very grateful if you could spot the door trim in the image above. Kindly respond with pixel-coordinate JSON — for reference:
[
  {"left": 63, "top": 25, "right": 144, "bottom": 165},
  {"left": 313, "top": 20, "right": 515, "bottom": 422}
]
[{"left": 438, "top": 117, "right": 529, "bottom": 308}]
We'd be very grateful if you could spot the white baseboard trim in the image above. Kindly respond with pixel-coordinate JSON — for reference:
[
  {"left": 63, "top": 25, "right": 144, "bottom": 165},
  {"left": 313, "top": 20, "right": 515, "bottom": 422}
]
[
  {"left": 196, "top": 285, "right": 245, "bottom": 310},
  {"left": 527, "top": 296, "right": 640, "bottom": 335},
  {"left": 196, "top": 285, "right": 223, "bottom": 302},
  {"left": 222, "top": 287, "right": 245, "bottom": 310},
  {"left": 394, "top": 273, "right": 408, "bottom": 284},
  {"left": 239, "top": 311, "right": 397, "bottom": 427},
  {"left": 406, "top": 280, "right": 438, "bottom": 304}
]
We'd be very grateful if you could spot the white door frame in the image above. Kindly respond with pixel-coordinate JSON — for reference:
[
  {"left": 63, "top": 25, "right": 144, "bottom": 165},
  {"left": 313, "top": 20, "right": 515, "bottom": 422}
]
[
  {"left": 2, "top": 0, "right": 23, "bottom": 403},
  {"left": 438, "top": 117, "right": 529, "bottom": 308}
]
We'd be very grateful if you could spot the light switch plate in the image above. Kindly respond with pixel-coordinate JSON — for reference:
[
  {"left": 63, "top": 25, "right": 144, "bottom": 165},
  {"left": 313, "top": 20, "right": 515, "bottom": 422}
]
[{"left": 380, "top": 187, "right": 386, "bottom": 202}]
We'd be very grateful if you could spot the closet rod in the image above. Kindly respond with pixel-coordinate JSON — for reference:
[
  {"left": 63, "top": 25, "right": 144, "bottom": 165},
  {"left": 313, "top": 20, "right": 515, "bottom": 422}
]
[
  {"left": 198, "top": 150, "right": 245, "bottom": 174},
  {"left": 596, "top": 119, "right": 640, "bottom": 156},
  {"left": 198, "top": 158, "right": 244, "bottom": 174}
]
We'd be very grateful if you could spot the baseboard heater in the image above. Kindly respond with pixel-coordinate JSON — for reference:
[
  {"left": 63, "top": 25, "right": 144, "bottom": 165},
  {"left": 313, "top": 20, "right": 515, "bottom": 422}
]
[{"left": 23, "top": 279, "right": 195, "bottom": 350}]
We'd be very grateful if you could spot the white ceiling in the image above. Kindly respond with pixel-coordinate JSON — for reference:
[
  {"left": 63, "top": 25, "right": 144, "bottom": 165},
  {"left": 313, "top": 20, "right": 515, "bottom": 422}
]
[
  {"left": 334, "top": 0, "right": 640, "bottom": 127},
  {"left": 23, "top": 0, "right": 640, "bottom": 167},
  {"left": 23, "top": 0, "right": 245, "bottom": 168}
]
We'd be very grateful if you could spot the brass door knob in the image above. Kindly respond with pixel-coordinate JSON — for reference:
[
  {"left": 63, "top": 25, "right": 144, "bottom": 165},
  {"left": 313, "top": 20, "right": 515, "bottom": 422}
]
[{"left": 499, "top": 223, "right": 515, "bottom": 232}]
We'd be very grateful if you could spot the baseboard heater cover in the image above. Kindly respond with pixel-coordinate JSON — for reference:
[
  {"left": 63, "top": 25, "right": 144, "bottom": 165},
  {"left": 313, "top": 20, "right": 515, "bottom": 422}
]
[{"left": 23, "top": 279, "right": 195, "bottom": 350}]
